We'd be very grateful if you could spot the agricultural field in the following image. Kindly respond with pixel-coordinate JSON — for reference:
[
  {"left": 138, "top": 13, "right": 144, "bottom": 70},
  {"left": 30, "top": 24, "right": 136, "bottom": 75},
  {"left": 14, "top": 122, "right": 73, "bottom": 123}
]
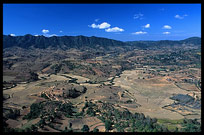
[
  {"left": 3, "top": 35, "right": 201, "bottom": 132},
  {"left": 113, "top": 68, "right": 201, "bottom": 120}
]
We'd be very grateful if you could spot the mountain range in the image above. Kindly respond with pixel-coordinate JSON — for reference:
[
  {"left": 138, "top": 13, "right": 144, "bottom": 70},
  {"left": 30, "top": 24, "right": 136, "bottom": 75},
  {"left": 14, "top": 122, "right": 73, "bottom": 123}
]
[{"left": 3, "top": 34, "right": 201, "bottom": 49}]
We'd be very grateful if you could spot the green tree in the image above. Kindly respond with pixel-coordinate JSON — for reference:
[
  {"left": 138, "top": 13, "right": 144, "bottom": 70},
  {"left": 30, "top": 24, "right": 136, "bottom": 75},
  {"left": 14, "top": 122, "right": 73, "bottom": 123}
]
[
  {"left": 23, "top": 102, "right": 43, "bottom": 120},
  {"left": 25, "top": 127, "right": 32, "bottom": 132},
  {"left": 86, "top": 107, "right": 96, "bottom": 116},
  {"left": 105, "top": 120, "right": 112, "bottom": 131},
  {"left": 81, "top": 125, "right": 90, "bottom": 132},
  {"left": 93, "top": 128, "right": 99, "bottom": 132},
  {"left": 59, "top": 103, "right": 75, "bottom": 117},
  {"left": 31, "top": 124, "right": 38, "bottom": 132},
  {"left": 38, "top": 119, "right": 46, "bottom": 128},
  {"left": 69, "top": 122, "right": 72, "bottom": 129}
]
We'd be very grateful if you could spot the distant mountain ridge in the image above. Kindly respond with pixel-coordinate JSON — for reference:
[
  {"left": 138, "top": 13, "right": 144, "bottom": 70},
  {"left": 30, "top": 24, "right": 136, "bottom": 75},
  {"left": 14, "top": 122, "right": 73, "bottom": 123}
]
[
  {"left": 126, "top": 37, "right": 201, "bottom": 48},
  {"left": 3, "top": 34, "right": 201, "bottom": 49},
  {"left": 3, "top": 34, "right": 126, "bottom": 49}
]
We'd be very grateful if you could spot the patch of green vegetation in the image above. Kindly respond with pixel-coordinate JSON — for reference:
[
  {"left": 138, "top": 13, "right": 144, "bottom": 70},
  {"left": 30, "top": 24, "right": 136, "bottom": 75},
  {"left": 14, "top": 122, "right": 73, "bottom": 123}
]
[
  {"left": 41, "top": 93, "right": 49, "bottom": 99},
  {"left": 181, "top": 118, "right": 201, "bottom": 132},
  {"left": 157, "top": 118, "right": 201, "bottom": 132},
  {"left": 157, "top": 118, "right": 184, "bottom": 124},
  {"left": 20, "top": 119, "right": 38, "bottom": 130},
  {"left": 23, "top": 101, "right": 76, "bottom": 120},
  {"left": 23, "top": 102, "right": 44, "bottom": 120},
  {"left": 59, "top": 102, "right": 75, "bottom": 118},
  {"left": 81, "top": 125, "right": 90, "bottom": 132}
]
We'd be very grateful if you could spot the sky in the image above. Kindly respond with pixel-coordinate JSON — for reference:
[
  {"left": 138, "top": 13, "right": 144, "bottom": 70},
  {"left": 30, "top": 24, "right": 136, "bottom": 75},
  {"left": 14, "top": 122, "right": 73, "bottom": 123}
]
[{"left": 3, "top": 4, "right": 201, "bottom": 41}]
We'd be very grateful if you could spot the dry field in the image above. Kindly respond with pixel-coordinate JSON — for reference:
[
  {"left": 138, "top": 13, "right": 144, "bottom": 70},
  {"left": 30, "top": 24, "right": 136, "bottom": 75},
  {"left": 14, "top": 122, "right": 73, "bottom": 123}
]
[
  {"left": 3, "top": 69, "right": 201, "bottom": 130},
  {"left": 113, "top": 69, "right": 201, "bottom": 120},
  {"left": 3, "top": 73, "right": 70, "bottom": 107}
]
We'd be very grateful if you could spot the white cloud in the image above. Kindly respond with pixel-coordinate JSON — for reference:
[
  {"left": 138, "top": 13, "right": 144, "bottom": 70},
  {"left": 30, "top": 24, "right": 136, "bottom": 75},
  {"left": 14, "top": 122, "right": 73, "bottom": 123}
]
[
  {"left": 48, "top": 34, "right": 57, "bottom": 37},
  {"left": 42, "top": 29, "right": 49, "bottom": 34},
  {"left": 105, "top": 27, "right": 124, "bottom": 32},
  {"left": 163, "top": 32, "right": 170, "bottom": 35},
  {"left": 98, "top": 22, "right": 111, "bottom": 29},
  {"left": 162, "top": 25, "right": 172, "bottom": 29},
  {"left": 89, "top": 22, "right": 124, "bottom": 33},
  {"left": 175, "top": 14, "right": 188, "bottom": 19},
  {"left": 34, "top": 34, "right": 39, "bottom": 36},
  {"left": 144, "top": 24, "right": 150, "bottom": 28},
  {"left": 89, "top": 23, "right": 98, "bottom": 28},
  {"left": 10, "top": 34, "right": 16, "bottom": 36},
  {"left": 132, "top": 31, "right": 147, "bottom": 35},
  {"left": 59, "top": 30, "right": 63, "bottom": 33},
  {"left": 175, "top": 15, "right": 184, "bottom": 19},
  {"left": 89, "top": 22, "right": 111, "bottom": 29},
  {"left": 134, "top": 13, "right": 144, "bottom": 20}
]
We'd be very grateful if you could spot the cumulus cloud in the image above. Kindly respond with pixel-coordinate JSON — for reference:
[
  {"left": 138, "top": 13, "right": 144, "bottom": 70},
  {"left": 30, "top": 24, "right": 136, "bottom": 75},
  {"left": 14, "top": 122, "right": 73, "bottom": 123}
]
[
  {"left": 89, "top": 23, "right": 98, "bottom": 28},
  {"left": 163, "top": 32, "right": 170, "bottom": 35},
  {"left": 89, "top": 22, "right": 124, "bottom": 33},
  {"left": 42, "top": 29, "right": 49, "bottom": 34},
  {"left": 175, "top": 14, "right": 188, "bottom": 19},
  {"left": 99, "top": 22, "right": 111, "bottom": 29},
  {"left": 162, "top": 25, "right": 172, "bottom": 29},
  {"left": 10, "top": 34, "right": 16, "bottom": 36},
  {"left": 34, "top": 34, "right": 39, "bottom": 36},
  {"left": 89, "top": 22, "right": 111, "bottom": 29},
  {"left": 132, "top": 31, "right": 147, "bottom": 35},
  {"left": 144, "top": 24, "right": 150, "bottom": 28},
  {"left": 133, "top": 13, "right": 144, "bottom": 20},
  {"left": 105, "top": 27, "right": 124, "bottom": 32}
]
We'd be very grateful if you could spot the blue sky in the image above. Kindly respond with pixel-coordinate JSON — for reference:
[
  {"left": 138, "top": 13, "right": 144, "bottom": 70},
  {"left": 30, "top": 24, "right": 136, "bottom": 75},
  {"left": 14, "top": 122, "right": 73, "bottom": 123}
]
[{"left": 3, "top": 4, "right": 201, "bottom": 41}]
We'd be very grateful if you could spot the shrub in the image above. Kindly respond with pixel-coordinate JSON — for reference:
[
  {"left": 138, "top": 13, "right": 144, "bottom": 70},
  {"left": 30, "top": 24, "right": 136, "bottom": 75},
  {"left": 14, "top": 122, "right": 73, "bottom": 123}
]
[
  {"left": 81, "top": 125, "right": 89, "bottom": 132},
  {"left": 93, "top": 128, "right": 99, "bottom": 132}
]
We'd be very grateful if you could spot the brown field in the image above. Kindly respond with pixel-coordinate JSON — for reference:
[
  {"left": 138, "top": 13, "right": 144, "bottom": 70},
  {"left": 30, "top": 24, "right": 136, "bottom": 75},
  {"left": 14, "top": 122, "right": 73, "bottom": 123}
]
[
  {"left": 113, "top": 69, "right": 201, "bottom": 120},
  {"left": 3, "top": 68, "right": 201, "bottom": 130}
]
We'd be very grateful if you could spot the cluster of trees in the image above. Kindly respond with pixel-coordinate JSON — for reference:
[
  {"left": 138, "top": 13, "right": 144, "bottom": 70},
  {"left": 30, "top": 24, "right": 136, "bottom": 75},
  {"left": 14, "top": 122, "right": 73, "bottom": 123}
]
[
  {"left": 81, "top": 124, "right": 100, "bottom": 132},
  {"left": 29, "top": 72, "right": 39, "bottom": 82},
  {"left": 23, "top": 101, "right": 76, "bottom": 120},
  {"left": 81, "top": 101, "right": 98, "bottom": 117},
  {"left": 5, "top": 100, "right": 201, "bottom": 132},
  {"left": 81, "top": 101, "right": 166, "bottom": 132},
  {"left": 23, "top": 102, "right": 44, "bottom": 120},
  {"left": 85, "top": 102, "right": 169, "bottom": 132},
  {"left": 40, "top": 93, "right": 49, "bottom": 99},
  {"left": 181, "top": 119, "right": 201, "bottom": 132},
  {"left": 59, "top": 102, "right": 75, "bottom": 118}
]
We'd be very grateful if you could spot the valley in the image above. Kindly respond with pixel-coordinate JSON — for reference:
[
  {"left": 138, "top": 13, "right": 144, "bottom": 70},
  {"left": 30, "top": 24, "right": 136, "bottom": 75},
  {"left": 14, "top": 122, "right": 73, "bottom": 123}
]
[{"left": 3, "top": 35, "right": 201, "bottom": 132}]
